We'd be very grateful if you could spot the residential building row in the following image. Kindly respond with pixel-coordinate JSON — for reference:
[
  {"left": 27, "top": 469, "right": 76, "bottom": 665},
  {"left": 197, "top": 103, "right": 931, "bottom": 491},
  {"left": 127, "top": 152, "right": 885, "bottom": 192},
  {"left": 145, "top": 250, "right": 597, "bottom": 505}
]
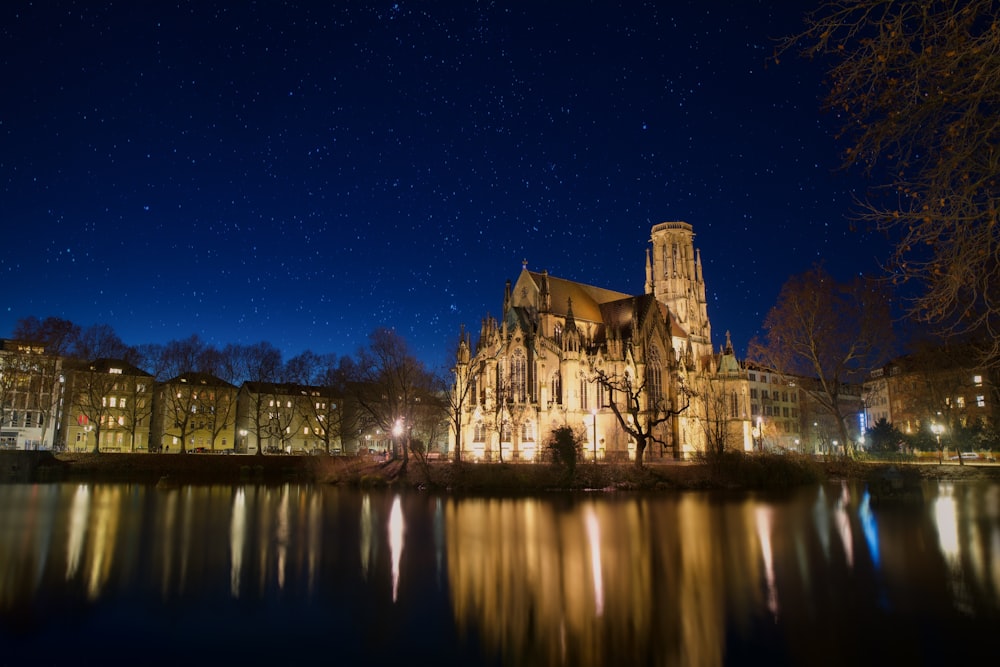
[{"left": 0, "top": 344, "right": 373, "bottom": 455}]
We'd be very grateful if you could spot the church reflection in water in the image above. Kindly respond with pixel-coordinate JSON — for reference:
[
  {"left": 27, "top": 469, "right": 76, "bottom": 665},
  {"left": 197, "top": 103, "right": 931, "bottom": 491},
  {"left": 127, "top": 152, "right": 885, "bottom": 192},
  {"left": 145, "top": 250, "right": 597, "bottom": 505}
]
[{"left": 1, "top": 481, "right": 999, "bottom": 666}]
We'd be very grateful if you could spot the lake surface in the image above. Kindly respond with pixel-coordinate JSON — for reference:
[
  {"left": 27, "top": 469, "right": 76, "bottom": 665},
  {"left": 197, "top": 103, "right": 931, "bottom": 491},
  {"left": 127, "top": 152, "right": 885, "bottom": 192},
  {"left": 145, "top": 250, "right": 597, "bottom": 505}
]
[{"left": 0, "top": 480, "right": 998, "bottom": 666}]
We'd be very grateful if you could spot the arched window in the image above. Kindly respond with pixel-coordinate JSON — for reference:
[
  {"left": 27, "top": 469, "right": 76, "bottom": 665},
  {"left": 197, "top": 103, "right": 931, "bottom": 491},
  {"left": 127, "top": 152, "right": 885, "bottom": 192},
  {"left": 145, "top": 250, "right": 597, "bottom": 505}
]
[
  {"left": 511, "top": 350, "right": 527, "bottom": 403},
  {"left": 645, "top": 346, "right": 663, "bottom": 406},
  {"left": 473, "top": 420, "right": 485, "bottom": 442},
  {"left": 501, "top": 420, "right": 512, "bottom": 442},
  {"left": 521, "top": 421, "right": 534, "bottom": 442},
  {"left": 551, "top": 372, "right": 562, "bottom": 405}
]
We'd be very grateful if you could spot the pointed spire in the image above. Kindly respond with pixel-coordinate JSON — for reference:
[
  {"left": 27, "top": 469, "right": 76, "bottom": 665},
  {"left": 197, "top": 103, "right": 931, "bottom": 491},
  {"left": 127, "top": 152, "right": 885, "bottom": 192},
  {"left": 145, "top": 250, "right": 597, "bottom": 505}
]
[
  {"left": 724, "top": 330, "right": 733, "bottom": 355},
  {"left": 644, "top": 247, "right": 653, "bottom": 294},
  {"left": 564, "top": 297, "right": 577, "bottom": 331},
  {"left": 540, "top": 269, "right": 551, "bottom": 312},
  {"left": 503, "top": 279, "right": 512, "bottom": 313}
]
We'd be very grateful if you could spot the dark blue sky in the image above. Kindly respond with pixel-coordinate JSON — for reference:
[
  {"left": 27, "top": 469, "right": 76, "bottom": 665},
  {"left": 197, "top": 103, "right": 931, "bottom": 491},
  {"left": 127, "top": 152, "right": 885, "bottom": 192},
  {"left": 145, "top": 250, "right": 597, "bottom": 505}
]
[{"left": 1, "top": 1, "right": 887, "bottom": 370}]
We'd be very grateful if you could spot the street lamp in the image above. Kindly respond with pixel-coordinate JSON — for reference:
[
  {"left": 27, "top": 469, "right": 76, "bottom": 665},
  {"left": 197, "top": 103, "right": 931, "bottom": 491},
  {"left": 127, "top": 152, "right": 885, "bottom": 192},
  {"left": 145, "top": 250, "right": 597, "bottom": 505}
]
[
  {"left": 591, "top": 407, "right": 598, "bottom": 463},
  {"left": 393, "top": 419, "right": 403, "bottom": 459},
  {"left": 932, "top": 423, "right": 944, "bottom": 464}
]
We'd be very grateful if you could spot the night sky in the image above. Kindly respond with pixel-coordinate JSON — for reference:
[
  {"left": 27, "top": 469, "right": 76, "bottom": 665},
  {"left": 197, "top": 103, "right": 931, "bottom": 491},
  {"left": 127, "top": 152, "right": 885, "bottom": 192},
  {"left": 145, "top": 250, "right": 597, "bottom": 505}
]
[{"left": 1, "top": 1, "right": 888, "bottom": 371}]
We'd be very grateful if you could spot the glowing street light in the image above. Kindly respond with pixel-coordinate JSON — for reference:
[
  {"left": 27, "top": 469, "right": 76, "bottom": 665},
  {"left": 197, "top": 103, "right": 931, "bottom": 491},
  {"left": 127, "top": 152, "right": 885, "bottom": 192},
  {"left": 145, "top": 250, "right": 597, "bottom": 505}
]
[
  {"left": 932, "top": 422, "right": 944, "bottom": 464},
  {"left": 392, "top": 419, "right": 403, "bottom": 459}
]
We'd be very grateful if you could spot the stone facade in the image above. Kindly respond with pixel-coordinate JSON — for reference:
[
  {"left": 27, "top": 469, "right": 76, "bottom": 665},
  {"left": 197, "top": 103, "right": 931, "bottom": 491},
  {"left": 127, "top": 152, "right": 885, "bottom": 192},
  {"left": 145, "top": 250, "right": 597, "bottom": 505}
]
[{"left": 453, "top": 222, "right": 754, "bottom": 461}]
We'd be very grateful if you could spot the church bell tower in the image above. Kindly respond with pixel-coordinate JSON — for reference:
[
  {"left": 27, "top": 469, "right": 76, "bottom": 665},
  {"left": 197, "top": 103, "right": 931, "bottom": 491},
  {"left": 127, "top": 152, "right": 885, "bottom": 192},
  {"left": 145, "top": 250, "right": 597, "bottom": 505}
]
[{"left": 644, "top": 221, "right": 712, "bottom": 358}]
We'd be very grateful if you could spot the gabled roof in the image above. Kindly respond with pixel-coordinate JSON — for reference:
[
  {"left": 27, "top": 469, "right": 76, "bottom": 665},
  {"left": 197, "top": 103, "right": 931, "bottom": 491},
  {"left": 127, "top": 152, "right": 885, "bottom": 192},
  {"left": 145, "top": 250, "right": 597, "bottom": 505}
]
[
  {"left": 526, "top": 270, "right": 631, "bottom": 323},
  {"left": 164, "top": 371, "right": 235, "bottom": 388},
  {"left": 242, "top": 381, "right": 333, "bottom": 397},
  {"left": 86, "top": 358, "right": 153, "bottom": 377}
]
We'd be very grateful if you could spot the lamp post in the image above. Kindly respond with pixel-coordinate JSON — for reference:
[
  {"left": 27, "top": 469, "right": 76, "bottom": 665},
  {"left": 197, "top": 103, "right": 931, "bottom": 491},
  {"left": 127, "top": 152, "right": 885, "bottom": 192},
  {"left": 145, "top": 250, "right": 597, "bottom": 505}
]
[
  {"left": 932, "top": 422, "right": 944, "bottom": 464},
  {"left": 591, "top": 407, "right": 598, "bottom": 463}
]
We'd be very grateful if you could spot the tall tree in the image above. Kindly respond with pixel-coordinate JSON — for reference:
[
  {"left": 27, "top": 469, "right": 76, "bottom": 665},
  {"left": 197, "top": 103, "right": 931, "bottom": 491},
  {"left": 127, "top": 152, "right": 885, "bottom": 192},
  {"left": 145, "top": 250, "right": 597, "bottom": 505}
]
[
  {"left": 749, "top": 265, "right": 894, "bottom": 455},
  {"left": 780, "top": 0, "right": 1000, "bottom": 364},
  {"left": 11, "top": 316, "right": 80, "bottom": 448},
  {"left": 12, "top": 316, "right": 81, "bottom": 357},
  {"left": 157, "top": 335, "right": 218, "bottom": 454},
  {"left": 227, "top": 342, "right": 284, "bottom": 455},
  {"left": 351, "top": 328, "right": 438, "bottom": 473},
  {"left": 445, "top": 326, "right": 477, "bottom": 463},
  {"left": 590, "top": 364, "right": 689, "bottom": 468}
]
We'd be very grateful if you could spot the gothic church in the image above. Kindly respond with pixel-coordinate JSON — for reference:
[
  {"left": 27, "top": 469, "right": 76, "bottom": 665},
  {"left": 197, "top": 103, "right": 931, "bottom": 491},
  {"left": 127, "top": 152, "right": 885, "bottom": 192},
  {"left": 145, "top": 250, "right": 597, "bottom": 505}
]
[{"left": 453, "top": 222, "right": 751, "bottom": 461}]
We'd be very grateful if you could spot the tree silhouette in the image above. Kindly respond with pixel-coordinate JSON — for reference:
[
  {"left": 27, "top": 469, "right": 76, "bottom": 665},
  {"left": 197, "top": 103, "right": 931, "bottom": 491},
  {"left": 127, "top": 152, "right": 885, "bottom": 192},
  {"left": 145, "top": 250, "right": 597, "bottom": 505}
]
[
  {"left": 780, "top": 0, "right": 1000, "bottom": 365},
  {"left": 750, "top": 265, "right": 893, "bottom": 456}
]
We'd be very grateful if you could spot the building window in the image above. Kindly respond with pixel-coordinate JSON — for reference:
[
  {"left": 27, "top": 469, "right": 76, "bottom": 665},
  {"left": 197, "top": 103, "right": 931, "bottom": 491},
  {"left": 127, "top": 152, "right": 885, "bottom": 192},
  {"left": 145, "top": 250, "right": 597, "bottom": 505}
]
[
  {"left": 646, "top": 346, "right": 663, "bottom": 406},
  {"left": 521, "top": 422, "right": 534, "bottom": 442},
  {"left": 977, "top": 395, "right": 986, "bottom": 407},
  {"left": 956, "top": 396, "right": 966, "bottom": 408},
  {"left": 474, "top": 421, "right": 485, "bottom": 442},
  {"left": 551, "top": 373, "right": 562, "bottom": 405},
  {"left": 974, "top": 375, "right": 983, "bottom": 387},
  {"left": 750, "top": 388, "right": 758, "bottom": 399},
  {"left": 580, "top": 379, "right": 588, "bottom": 411},
  {"left": 500, "top": 420, "right": 511, "bottom": 442},
  {"left": 511, "top": 350, "right": 527, "bottom": 403}
]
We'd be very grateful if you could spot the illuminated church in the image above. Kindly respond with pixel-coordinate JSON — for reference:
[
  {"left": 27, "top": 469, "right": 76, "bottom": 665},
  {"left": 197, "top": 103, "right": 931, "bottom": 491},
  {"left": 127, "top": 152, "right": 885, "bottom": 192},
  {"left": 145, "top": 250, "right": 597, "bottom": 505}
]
[{"left": 453, "top": 221, "right": 753, "bottom": 462}]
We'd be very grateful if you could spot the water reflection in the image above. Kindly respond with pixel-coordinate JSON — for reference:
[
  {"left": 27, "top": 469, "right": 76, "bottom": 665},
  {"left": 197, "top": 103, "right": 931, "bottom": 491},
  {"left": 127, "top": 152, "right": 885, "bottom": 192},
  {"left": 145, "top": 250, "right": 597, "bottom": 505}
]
[{"left": 0, "top": 481, "right": 999, "bottom": 666}]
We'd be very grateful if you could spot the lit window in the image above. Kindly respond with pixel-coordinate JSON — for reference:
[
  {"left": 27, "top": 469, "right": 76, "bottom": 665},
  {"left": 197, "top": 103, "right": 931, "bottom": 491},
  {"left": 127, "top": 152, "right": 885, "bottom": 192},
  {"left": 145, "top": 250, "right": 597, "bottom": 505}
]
[
  {"left": 977, "top": 395, "right": 986, "bottom": 407},
  {"left": 974, "top": 375, "right": 983, "bottom": 387}
]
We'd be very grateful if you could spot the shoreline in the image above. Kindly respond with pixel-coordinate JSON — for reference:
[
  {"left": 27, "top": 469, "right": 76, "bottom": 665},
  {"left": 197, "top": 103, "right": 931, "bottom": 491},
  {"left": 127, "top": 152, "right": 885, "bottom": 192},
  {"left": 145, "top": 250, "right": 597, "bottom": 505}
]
[{"left": 3, "top": 450, "right": 999, "bottom": 491}]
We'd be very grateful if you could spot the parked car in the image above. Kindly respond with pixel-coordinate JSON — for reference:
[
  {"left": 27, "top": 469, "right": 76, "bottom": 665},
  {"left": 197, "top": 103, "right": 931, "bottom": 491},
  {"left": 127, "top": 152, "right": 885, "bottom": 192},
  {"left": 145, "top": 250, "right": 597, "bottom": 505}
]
[{"left": 949, "top": 452, "right": 979, "bottom": 460}]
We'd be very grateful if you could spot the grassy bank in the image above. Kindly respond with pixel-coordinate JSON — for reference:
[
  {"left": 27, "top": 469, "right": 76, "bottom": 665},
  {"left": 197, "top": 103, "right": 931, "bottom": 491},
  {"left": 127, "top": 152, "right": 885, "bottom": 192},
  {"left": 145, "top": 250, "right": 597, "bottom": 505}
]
[{"left": 2, "top": 451, "right": 998, "bottom": 491}]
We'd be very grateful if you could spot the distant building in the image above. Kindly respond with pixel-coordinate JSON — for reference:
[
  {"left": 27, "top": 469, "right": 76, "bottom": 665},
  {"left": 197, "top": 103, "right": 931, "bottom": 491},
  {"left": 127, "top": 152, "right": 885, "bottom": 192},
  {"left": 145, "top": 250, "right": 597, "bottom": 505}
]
[
  {"left": 863, "top": 350, "right": 998, "bottom": 443},
  {"left": 151, "top": 372, "right": 237, "bottom": 453},
  {"left": 63, "top": 358, "right": 154, "bottom": 453},
  {"left": 236, "top": 381, "right": 347, "bottom": 455},
  {"left": 0, "top": 339, "right": 63, "bottom": 450},
  {"left": 746, "top": 363, "right": 803, "bottom": 452}
]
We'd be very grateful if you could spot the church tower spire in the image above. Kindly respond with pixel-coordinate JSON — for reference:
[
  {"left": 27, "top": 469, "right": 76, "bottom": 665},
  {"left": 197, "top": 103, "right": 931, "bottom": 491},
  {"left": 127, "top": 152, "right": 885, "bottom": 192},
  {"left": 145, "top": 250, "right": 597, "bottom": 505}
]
[{"left": 647, "top": 221, "right": 712, "bottom": 359}]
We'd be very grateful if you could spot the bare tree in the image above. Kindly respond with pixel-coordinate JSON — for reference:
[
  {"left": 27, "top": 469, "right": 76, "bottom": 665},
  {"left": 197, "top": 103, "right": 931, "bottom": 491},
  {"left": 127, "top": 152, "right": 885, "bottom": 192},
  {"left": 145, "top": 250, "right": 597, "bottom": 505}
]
[
  {"left": 749, "top": 265, "right": 894, "bottom": 456},
  {"left": 66, "top": 360, "right": 124, "bottom": 454},
  {"left": 12, "top": 316, "right": 81, "bottom": 448},
  {"left": 590, "top": 365, "right": 689, "bottom": 468},
  {"left": 699, "top": 372, "right": 744, "bottom": 468},
  {"left": 779, "top": 0, "right": 1000, "bottom": 364},
  {"left": 351, "top": 328, "right": 437, "bottom": 473},
  {"left": 445, "top": 326, "right": 477, "bottom": 463},
  {"left": 286, "top": 350, "right": 356, "bottom": 455},
  {"left": 157, "top": 335, "right": 219, "bottom": 454}
]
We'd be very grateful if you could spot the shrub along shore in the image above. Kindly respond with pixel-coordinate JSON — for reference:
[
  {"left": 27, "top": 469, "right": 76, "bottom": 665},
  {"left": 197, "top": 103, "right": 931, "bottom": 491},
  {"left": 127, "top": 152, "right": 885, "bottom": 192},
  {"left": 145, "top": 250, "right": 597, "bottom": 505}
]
[{"left": 2, "top": 450, "right": 998, "bottom": 492}]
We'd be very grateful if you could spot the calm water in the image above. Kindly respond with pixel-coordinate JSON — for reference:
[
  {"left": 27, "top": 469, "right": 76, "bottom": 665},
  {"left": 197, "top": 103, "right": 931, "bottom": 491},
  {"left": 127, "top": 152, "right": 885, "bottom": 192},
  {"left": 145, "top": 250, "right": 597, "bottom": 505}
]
[{"left": 1, "top": 480, "right": 998, "bottom": 666}]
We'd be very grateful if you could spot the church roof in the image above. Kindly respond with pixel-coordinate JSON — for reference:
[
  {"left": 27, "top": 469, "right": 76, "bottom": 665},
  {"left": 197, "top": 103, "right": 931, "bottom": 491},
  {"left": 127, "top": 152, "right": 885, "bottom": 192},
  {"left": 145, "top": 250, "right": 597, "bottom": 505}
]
[{"left": 526, "top": 270, "right": 631, "bottom": 323}]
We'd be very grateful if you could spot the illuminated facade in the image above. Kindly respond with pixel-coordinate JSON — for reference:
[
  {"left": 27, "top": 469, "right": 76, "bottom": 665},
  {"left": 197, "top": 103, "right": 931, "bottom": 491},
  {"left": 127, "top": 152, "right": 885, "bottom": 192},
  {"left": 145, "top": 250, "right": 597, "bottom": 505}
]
[
  {"left": 864, "top": 354, "right": 998, "bottom": 441},
  {"left": 235, "top": 381, "right": 345, "bottom": 455},
  {"left": 151, "top": 372, "right": 237, "bottom": 453},
  {"left": 453, "top": 221, "right": 754, "bottom": 461},
  {"left": 0, "top": 339, "right": 63, "bottom": 450},
  {"left": 63, "top": 358, "right": 154, "bottom": 453}
]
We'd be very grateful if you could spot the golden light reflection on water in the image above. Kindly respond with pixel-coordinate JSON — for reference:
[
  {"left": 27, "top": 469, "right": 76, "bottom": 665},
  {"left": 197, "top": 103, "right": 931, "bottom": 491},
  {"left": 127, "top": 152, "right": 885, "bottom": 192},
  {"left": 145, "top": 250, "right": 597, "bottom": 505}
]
[{"left": 1, "top": 481, "right": 1000, "bottom": 664}]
